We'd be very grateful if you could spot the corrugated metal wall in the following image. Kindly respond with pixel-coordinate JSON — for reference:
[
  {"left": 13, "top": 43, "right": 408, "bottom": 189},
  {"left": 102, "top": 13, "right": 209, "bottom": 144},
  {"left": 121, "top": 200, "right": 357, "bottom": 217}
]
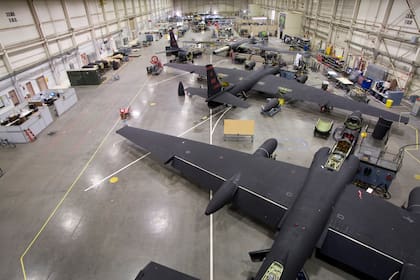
[
  {"left": 173, "top": 0, "right": 248, "bottom": 15},
  {"left": 0, "top": 0, "right": 172, "bottom": 115},
  {"left": 250, "top": 0, "right": 420, "bottom": 96}
]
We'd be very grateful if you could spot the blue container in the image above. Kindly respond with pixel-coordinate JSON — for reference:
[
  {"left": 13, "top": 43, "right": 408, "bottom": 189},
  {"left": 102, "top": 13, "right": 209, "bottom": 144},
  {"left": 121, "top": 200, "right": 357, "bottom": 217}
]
[{"left": 361, "top": 79, "right": 373, "bottom": 90}]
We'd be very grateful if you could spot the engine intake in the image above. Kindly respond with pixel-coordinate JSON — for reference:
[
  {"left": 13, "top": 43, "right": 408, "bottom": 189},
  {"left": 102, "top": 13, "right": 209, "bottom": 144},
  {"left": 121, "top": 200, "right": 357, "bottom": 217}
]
[
  {"left": 253, "top": 138, "right": 278, "bottom": 158},
  {"left": 407, "top": 187, "right": 420, "bottom": 214},
  {"left": 205, "top": 173, "right": 240, "bottom": 215}
]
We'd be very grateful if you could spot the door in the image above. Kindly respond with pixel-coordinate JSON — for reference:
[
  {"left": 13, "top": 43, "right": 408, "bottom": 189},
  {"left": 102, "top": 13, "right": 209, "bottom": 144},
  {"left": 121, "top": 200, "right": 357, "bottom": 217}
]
[
  {"left": 8, "top": 89, "right": 20, "bottom": 105},
  {"left": 36, "top": 76, "right": 48, "bottom": 91},
  {"left": 26, "top": 82, "right": 35, "bottom": 96}
]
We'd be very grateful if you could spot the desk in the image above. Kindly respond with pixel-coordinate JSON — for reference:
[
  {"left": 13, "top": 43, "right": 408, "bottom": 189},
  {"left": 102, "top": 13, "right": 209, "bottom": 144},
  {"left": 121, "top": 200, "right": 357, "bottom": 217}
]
[
  {"left": 336, "top": 77, "right": 353, "bottom": 85},
  {"left": 223, "top": 119, "right": 255, "bottom": 142},
  {"left": 336, "top": 77, "right": 353, "bottom": 92}
]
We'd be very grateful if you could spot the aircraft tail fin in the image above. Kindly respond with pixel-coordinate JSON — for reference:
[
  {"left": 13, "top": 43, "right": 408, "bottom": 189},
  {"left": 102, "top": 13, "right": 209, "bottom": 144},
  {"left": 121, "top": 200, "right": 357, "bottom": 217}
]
[
  {"left": 206, "top": 64, "right": 222, "bottom": 97},
  {"left": 169, "top": 30, "right": 179, "bottom": 49}
]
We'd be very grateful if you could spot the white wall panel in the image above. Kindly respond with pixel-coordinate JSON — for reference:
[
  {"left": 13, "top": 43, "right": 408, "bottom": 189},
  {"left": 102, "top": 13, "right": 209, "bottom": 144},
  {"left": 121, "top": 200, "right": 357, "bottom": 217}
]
[
  {"left": 109, "top": 23, "right": 119, "bottom": 33},
  {"left": 48, "top": 42, "right": 60, "bottom": 55},
  {"left": 308, "top": 1, "right": 319, "bottom": 17},
  {"left": 387, "top": 0, "right": 420, "bottom": 32},
  {"left": 103, "top": 0, "right": 116, "bottom": 20},
  {"left": 75, "top": 33, "right": 92, "bottom": 45},
  {"left": 319, "top": 0, "right": 333, "bottom": 17},
  {"left": 35, "top": 0, "right": 66, "bottom": 22},
  {"left": 133, "top": 1, "right": 140, "bottom": 12},
  {"left": 336, "top": 0, "right": 355, "bottom": 20},
  {"left": 0, "top": 26, "right": 39, "bottom": 46},
  {"left": 66, "top": 1, "right": 86, "bottom": 17},
  {"left": 70, "top": 17, "right": 89, "bottom": 29},
  {"left": 95, "top": 27, "right": 108, "bottom": 38},
  {"left": 0, "top": 0, "right": 173, "bottom": 116},
  {"left": 126, "top": 0, "right": 134, "bottom": 14},
  {"left": 9, "top": 47, "right": 47, "bottom": 70},
  {"left": 78, "top": 42, "right": 95, "bottom": 56},
  {"left": 59, "top": 38, "right": 74, "bottom": 50},
  {"left": 42, "top": 21, "right": 68, "bottom": 36},
  {"left": 87, "top": 1, "right": 104, "bottom": 24},
  {"left": 357, "top": 0, "right": 385, "bottom": 24},
  {"left": 0, "top": 59, "right": 7, "bottom": 77},
  {"left": 115, "top": 1, "right": 126, "bottom": 17},
  {"left": 0, "top": 0, "right": 35, "bottom": 27}
]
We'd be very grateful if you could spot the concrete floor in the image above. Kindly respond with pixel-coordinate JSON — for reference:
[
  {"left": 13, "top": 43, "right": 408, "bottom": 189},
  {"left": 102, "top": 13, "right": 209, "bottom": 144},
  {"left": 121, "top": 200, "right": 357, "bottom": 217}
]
[{"left": 1, "top": 30, "right": 419, "bottom": 280}]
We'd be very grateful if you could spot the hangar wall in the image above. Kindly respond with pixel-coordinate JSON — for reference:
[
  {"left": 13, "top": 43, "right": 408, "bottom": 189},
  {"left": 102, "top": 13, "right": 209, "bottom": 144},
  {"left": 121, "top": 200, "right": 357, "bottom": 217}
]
[
  {"left": 253, "top": 0, "right": 420, "bottom": 96},
  {"left": 0, "top": 0, "right": 172, "bottom": 118},
  {"left": 172, "top": 0, "right": 249, "bottom": 16}
]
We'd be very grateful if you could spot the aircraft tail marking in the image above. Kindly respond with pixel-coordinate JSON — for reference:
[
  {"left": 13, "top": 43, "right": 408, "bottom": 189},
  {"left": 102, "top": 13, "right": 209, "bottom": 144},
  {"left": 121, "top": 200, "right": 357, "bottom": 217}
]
[
  {"left": 169, "top": 30, "right": 179, "bottom": 49},
  {"left": 206, "top": 64, "right": 222, "bottom": 97}
]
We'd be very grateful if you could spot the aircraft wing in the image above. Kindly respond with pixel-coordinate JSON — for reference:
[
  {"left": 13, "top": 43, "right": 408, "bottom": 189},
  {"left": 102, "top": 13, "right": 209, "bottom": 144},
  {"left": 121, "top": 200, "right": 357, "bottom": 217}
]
[
  {"left": 185, "top": 87, "right": 249, "bottom": 108},
  {"left": 211, "top": 92, "right": 250, "bottom": 108},
  {"left": 165, "top": 63, "right": 207, "bottom": 76},
  {"left": 135, "top": 262, "right": 199, "bottom": 280},
  {"left": 165, "top": 63, "right": 251, "bottom": 85},
  {"left": 184, "top": 87, "right": 207, "bottom": 98},
  {"left": 318, "top": 186, "right": 420, "bottom": 279},
  {"left": 116, "top": 126, "right": 308, "bottom": 229},
  {"left": 252, "top": 75, "right": 409, "bottom": 124}
]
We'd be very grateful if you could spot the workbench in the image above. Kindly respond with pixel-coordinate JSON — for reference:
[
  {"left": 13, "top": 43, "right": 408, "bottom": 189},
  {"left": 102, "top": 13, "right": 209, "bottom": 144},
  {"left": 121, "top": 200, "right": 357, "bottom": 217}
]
[
  {"left": 335, "top": 77, "right": 353, "bottom": 92},
  {"left": 223, "top": 119, "right": 255, "bottom": 142}
]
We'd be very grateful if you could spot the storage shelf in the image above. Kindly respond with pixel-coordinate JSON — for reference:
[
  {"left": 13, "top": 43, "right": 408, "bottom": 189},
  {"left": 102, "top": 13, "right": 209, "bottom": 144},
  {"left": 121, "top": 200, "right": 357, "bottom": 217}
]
[{"left": 317, "top": 53, "right": 345, "bottom": 72}]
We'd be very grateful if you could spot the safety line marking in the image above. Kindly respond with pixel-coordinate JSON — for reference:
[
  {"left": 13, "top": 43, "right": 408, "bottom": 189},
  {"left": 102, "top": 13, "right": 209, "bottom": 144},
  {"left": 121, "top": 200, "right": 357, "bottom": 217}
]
[
  {"left": 20, "top": 67, "right": 156, "bottom": 279},
  {"left": 83, "top": 107, "right": 230, "bottom": 192},
  {"left": 149, "top": 72, "right": 190, "bottom": 86},
  {"left": 209, "top": 109, "right": 213, "bottom": 280},
  {"left": 208, "top": 106, "right": 232, "bottom": 280},
  {"left": 209, "top": 191, "right": 214, "bottom": 280},
  {"left": 20, "top": 115, "right": 121, "bottom": 280},
  {"left": 404, "top": 124, "right": 420, "bottom": 165},
  {"left": 20, "top": 61, "right": 231, "bottom": 279}
]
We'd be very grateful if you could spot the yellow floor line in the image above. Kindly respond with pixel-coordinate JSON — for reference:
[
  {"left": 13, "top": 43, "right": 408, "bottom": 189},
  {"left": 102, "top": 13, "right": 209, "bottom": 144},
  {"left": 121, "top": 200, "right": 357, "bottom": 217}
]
[
  {"left": 20, "top": 116, "right": 121, "bottom": 280},
  {"left": 404, "top": 124, "right": 419, "bottom": 165},
  {"left": 20, "top": 69, "right": 151, "bottom": 280}
]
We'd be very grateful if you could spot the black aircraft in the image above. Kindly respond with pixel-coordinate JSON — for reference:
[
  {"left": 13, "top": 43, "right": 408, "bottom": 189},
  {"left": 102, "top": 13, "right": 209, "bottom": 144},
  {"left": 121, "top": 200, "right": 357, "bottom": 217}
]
[
  {"left": 166, "top": 63, "right": 409, "bottom": 124},
  {"left": 118, "top": 126, "right": 420, "bottom": 280},
  {"left": 212, "top": 37, "right": 266, "bottom": 55},
  {"left": 164, "top": 30, "right": 202, "bottom": 63}
]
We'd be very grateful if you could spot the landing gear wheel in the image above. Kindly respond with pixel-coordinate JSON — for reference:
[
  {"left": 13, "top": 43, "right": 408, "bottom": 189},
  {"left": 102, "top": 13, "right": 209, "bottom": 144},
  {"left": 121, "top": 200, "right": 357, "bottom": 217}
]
[{"left": 320, "top": 105, "right": 333, "bottom": 113}]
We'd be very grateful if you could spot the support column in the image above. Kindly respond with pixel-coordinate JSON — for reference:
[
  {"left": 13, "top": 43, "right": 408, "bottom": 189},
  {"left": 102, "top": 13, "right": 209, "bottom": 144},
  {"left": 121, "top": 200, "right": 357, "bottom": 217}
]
[
  {"left": 403, "top": 47, "right": 419, "bottom": 93},
  {"left": 344, "top": 0, "right": 361, "bottom": 63},
  {"left": 99, "top": 0, "right": 110, "bottom": 35},
  {"left": 373, "top": 0, "right": 394, "bottom": 62},
  {"left": 27, "top": 0, "right": 59, "bottom": 84},
  {"left": 83, "top": 0, "right": 101, "bottom": 59},
  {"left": 326, "top": 0, "right": 338, "bottom": 44},
  {"left": 313, "top": 0, "right": 322, "bottom": 48},
  {"left": 0, "top": 41, "right": 13, "bottom": 75}
]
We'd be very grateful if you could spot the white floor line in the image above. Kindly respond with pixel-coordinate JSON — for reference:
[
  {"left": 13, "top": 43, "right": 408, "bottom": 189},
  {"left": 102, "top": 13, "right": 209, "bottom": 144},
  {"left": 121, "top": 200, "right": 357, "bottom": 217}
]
[
  {"left": 211, "top": 107, "right": 232, "bottom": 135},
  {"left": 209, "top": 191, "right": 214, "bottom": 280},
  {"left": 83, "top": 107, "right": 230, "bottom": 192},
  {"left": 84, "top": 153, "right": 150, "bottom": 191},
  {"left": 149, "top": 72, "right": 190, "bottom": 86},
  {"left": 209, "top": 108, "right": 214, "bottom": 280}
]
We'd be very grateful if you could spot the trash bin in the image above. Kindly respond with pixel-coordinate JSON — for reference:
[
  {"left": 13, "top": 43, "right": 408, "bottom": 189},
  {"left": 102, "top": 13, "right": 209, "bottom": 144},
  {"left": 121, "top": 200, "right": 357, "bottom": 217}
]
[
  {"left": 321, "top": 81, "right": 329, "bottom": 91},
  {"left": 385, "top": 99, "right": 394, "bottom": 108}
]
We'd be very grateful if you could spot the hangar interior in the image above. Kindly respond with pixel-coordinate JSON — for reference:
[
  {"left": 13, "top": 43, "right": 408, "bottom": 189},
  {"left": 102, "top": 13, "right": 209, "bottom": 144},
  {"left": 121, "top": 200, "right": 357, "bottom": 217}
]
[{"left": 0, "top": 1, "right": 419, "bottom": 280}]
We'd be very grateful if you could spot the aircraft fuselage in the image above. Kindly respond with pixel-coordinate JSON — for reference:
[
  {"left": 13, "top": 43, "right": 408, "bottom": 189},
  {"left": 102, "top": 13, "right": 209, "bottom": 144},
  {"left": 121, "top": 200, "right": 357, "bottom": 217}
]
[
  {"left": 255, "top": 147, "right": 360, "bottom": 280},
  {"left": 210, "top": 66, "right": 281, "bottom": 104}
]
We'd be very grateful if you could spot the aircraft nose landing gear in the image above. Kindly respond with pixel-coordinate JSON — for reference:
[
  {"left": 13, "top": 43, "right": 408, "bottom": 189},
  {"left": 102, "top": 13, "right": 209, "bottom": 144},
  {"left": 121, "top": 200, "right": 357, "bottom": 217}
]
[{"left": 320, "top": 104, "right": 333, "bottom": 113}]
